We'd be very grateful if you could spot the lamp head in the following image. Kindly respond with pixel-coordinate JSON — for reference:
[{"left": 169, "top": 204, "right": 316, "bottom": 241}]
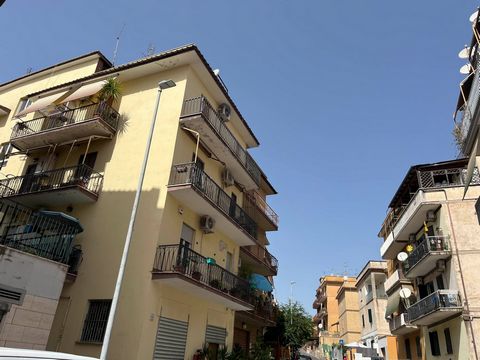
[{"left": 158, "top": 80, "right": 176, "bottom": 90}]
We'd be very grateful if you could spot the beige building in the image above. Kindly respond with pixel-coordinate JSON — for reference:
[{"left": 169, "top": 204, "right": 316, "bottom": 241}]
[
  {"left": 379, "top": 158, "right": 480, "bottom": 359},
  {"left": 356, "top": 260, "right": 397, "bottom": 360},
  {"left": 0, "top": 45, "right": 279, "bottom": 359},
  {"left": 336, "top": 278, "right": 361, "bottom": 345},
  {"left": 312, "top": 275, "right": 360, "bottom": 358}
]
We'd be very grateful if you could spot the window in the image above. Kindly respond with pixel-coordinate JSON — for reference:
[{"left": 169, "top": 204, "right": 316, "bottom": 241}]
[
  {"left": 81, "top": 300, "right": 111, "bottom": 343},
  {"left": 180, "top": 223, "right": 195, "bottom": 246},
  {"left": 436, "top": 275, "right": 445, "bottom": 290},
  {"left": 405, "top": 338, "right": 412, "bottom": 359},
  {"left": 368, "top": 309, "right": 372, "bottom": 324},
  {"left": 362, "top": 314, "right": 365, "bottom": 328},
  {"left": 15, "top": 98, "right": 31, "bottom": 115},
  {"left": 429, "top": 331, "right": 441, "bottom": 356},
  {"left": 0, "top": 143, "right": 12, "bottom": 169},
  {"left": 444, "top": 328, "right": 453, "bottom": 354},
  {"left": 226, "top": 251, "right": 233, "bottom": 272},
  {"left": 416, "top": 336, "right": 422, "bottom": 357}
]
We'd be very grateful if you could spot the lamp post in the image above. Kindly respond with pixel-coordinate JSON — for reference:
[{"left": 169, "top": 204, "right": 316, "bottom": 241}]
[
  {"left": 100, "top": 79, "right": 176, "bottom": 360},
  {"left": 290, "top": 281, "right": 296, "bottom": 325}
]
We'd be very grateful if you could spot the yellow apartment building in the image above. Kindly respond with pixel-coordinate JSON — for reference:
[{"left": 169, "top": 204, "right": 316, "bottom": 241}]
[
  {"left": 379, "top": 158, "right": 480, "bottom": 360},
  {"left": 0, "top": 44, "right": 279, "bottom": 359},
  {"left": 356, "top": 260, "right": 397, "bottom": 360},
  {"left": 336, "top": 278, "right": 360, "bottom": 345}
]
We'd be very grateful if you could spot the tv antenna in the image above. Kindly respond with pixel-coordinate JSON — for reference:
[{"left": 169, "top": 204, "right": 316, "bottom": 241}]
[{"left": 112, "top": 23, "right": 126, "bottom": 66}]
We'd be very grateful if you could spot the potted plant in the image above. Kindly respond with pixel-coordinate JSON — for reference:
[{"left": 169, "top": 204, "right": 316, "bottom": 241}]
[
  {"left": 209, "top": 279, "right": 221, "bottom": 289},
  {"left": 96, "top": 78, "right": 122, "bottom": 116}
]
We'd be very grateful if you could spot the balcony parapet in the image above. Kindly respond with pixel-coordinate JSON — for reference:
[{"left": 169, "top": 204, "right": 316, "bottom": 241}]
[
  {"left": 169, "top": 163, "right": 257, "bottom": 240},
  {"left": 404, "top": 236, "right": 451, "bottom": 278},
  {"left": 153, "top": 244, "right": 253, "bottom": 308},
  {"left": 407, "top": 290, "right": 462, "bottom": 325}
]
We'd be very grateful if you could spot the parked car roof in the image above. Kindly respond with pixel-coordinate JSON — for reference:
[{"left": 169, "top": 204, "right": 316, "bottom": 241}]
[{"left": 0, "top": 348, "right": 98, "bottom": 360}]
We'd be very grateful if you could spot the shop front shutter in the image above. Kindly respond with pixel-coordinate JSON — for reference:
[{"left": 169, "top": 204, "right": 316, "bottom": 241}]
[
  {"left": 205, "top": 324, "right": 227, "bottom": 344},
  {"left": 153, "top": 317, "right": 188, "bottom": 360}
]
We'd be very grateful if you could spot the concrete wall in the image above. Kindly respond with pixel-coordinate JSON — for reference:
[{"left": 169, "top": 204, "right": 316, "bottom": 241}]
[{"left": 0, "top": 246, "right": 67, "bottom": 349}]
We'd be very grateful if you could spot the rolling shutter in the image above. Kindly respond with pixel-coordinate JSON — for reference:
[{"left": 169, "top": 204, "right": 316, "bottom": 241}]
[
  {"left": 153, "top": 317, "right": 188, "bottom": 360},
  {"left": 205, "top": 325, "right": 227, "bottom": 344}
]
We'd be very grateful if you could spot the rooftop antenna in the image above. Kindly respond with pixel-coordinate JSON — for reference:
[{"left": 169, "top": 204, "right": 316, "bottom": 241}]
[
  {"left": 112, "top": 23, "right": 126, "bottom": 66},
  {"left": 145, "top": 43, "right": 156, "bottom": 57},
  {"left": 26, "top": 67, "right": 32, "bottom": 75}
]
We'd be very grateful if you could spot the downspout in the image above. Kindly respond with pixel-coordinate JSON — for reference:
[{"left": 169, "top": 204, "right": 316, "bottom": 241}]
[{"left": 439, "top": 189, "right": 478, "bottom": 360}]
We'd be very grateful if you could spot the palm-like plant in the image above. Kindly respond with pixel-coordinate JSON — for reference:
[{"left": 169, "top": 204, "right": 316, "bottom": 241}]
[{"left": 98, "top": 78, "right": 122, "bottom": 105}]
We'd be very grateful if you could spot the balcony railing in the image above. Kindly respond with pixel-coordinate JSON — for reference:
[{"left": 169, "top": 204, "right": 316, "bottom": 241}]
[
  {"left": 246, "top": 191, "right": 279, "bottom": 227},
  {"left": 11, "top": 103, "right": 120, "bottom": 139},
  {"left": 0, "top": 164, "right": 103, "bottom": 199},
  {"left": 153, "top": 244, "right": 253, "bottom": 305},
  {"left": 407, "top": 290, "right": 462, "bottom": 323},
  {"left": 389, "top": 313, "right": 415, "bottom": 333},
  {"left": 169, "top": 163, "right": 257, "bottom": 239},
  {"left": 181, "top": 97, "right": 260, "bottom": 185},
  {"left": 0, "top": 200, "right": 83, "bottom": 264},
  {"left": 404, "top": 236, "right": 450, "bottom": 274},
  {"left": 249, "top": 295, "right": 277, "bottom": 323},
  {"left": 380, "top": 166, "right": 480, "bottom": 239},
  {"left": 241, "top": 245, "right": 278, "bottom": 274},
  {"left": 460, "top": 54, "right": 480, "bottom": 144}
]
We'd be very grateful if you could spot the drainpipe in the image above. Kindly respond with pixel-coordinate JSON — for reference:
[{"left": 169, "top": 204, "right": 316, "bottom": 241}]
[{"left": 439, "top": 189, "right": 478, "bottom": 360}]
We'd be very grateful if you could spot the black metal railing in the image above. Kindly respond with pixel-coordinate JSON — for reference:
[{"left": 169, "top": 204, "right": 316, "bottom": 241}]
[
  {"left": 245, "top": 190, "right": 279, "bottom": 227},
  {"left": 0, "top": 164, "right": 103, "bottom": 199},
  {"left": 404, "top": 236, "right": 450, "bottom": 274},
  {"left": 181, "top": 97, "right": 261, "bottom": 185},
  {"left": 169, "top": 163, "right": 257, "bottom": 239},
  {"left": 248, "top": 295, "right": 277, "bottom": 322},
  {"left": 153, "top": 244, "right": 253, "bottom": 305},
  {"left": 241, "top": 245, "right": 278, "bottom": 273},
  {"left": 11, "top": 103, "right": 120, "bottom": 139},
  {"left": 67, "top": 245, "right": 83, "bottom": 275},
  {"left": 0, "top": 199, "right": 83, "bottom": 264},
  {"left": 407, "top": 290, "right": 462, "bottom": 323}
]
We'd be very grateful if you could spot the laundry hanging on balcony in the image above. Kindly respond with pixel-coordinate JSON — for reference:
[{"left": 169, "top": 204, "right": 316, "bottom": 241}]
[{"left": 249, "top": 273, "right": 273, "bottom": 292}]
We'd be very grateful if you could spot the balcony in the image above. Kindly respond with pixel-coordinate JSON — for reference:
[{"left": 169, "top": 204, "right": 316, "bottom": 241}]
[
  {"left": 237, "top": 297, "right": 277, "bottom": 327},
  {"left": 240, "top": 245, "right": 278, "bottom": 276},
  {"left": 404, "top": 236, "right": 451, "bottom": 278},
  {"left": 180, "top": 97, "right": 260, "bottom": 190},
  {"left": 152, "top": 244, "right": 253, "bottom": 311},
  {"left": 11, "top": 103, "right": 120, "bottom": 151},
  {"left": 380, "top": 165, "right": 480, "bottom": 259},
  {"left": 0, "top": 199, "right": 83, "bottom": 264},
  {"left": 0, "top": 164, "right": 103, "bottom": 207},
  {"left": 168, "top": 163, "right": 257, "bottom": 246},
  {"left": 407, "top": 290, "right": 463, "bottom": 326},
  {"left": 313, "top": 299, "right": 320, "bottom": 309},
  {"left": 385, "top": 269, "right": 412, "bottom": 294},
  {"left": 245, "top": 191, "right": 278, "bottom": 231},
  {"left": 389, "top": 313, "right": 417, "bottom": 335}
]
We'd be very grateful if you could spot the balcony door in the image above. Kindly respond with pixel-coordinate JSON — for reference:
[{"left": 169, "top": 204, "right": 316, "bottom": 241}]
[
  {"left": 19, "top": 164, "right": 38, "bottom": 194},
  {"left": 75, "top": 152, "right": 97, "bottom": 182}
]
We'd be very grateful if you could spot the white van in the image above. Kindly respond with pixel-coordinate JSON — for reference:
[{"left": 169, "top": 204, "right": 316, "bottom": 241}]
[{"left": 0, "top": 348, "right": 98, "bottom": 360}]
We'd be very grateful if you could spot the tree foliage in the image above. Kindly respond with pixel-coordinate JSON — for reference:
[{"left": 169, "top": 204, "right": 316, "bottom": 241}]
[{"left": 264, "top": 301, "right": 313, "bottom": 353}]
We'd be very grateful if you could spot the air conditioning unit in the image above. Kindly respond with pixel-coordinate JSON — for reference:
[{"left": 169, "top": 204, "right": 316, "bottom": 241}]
[
  {"left": 426, "top": 210, "right": 436, "bottom": 222},
  {"left": 218, "top": 103, "right": 231, "bottom": 122},
  {"left": 222, "top": 168, "right": 235, "bottom": 187},
  {"left": 436, "top": 259, "right": 446, "bottom": 273},
  {"left": 200, "top": 215, "right": 215, "bottom": 233}
]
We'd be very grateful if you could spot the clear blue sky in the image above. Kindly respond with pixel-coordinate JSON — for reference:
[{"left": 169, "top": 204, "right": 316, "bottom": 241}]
[{"left": 0, "top": 1, "right": 477, "bottom": 314}]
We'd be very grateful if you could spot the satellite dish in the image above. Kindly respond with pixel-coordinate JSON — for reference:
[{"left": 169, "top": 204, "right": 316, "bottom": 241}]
[
  {"left": 460, "top": 64, "right": 472, "bottom": 74},
  {"left": 399, "top": 287, "right": 412, "bottom": 299},
  {"left": 470, "top": 10, "right": 479, "bottom": 23},
  {"left": 397, "top": 252, "right": 408, "bottom": 262},
  {"left": 459, "top": 47, "right": 471, "bottom": 59},
  {"left": 318, "top": 323, "right": 323, "bottom": 329}
]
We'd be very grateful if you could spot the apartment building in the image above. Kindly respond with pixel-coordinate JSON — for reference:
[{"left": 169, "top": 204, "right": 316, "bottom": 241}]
[
  {"left": 378, "top": 158, "right": 480, "bottom": 359},
  {"left": 336, "top": 277, "right": 361, "bottom": 345},
  {"left": 312, "top": 275, "right": 359, "bottom": 358},
  {"left": 0, "top": 44, "right": 279, "bottom": 359},
  {"left": 356, "top": 260, "right": 397, "bottom": 360}
]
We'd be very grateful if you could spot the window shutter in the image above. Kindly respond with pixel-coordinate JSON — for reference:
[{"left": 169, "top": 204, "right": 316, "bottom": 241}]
[
  {"left": 153, "top": 317, "right": 188, "bottom": 360},
  {"left": 205, "top": 325, "right": 227, "bottom": 345}
]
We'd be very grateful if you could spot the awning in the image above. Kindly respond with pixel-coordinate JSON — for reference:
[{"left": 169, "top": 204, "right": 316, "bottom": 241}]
[
  {"left": 0, "top": 105, "right": 10, "bottom": 116},
  {"left": 456, "top": 72, "right": 475, "bottom": 113},
  {"left": 385, "top": 285, "right": 413, "bottom": 317},
  {"left": 38, "top": 210, "right": 84, "bottom": 232},
  {"left": 250, "top": 273, "right": 273, "bottom": 292},
  {"left": 61, "top": 80, "right": 106, "bottom": 103},
  {"left": 16, "top": 90, "right": 69, "bottom": 117},
  {"left": 464, "top": 137, "right": 480, "bottom": 198}
]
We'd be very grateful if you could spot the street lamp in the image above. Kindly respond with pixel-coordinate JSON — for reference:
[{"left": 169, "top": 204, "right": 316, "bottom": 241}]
[
  {"left": 100, "top": 79, "right": 176, "bottom": 360},
  {"left": 290, "top": 281, "right": 296, "bottom": 325}
]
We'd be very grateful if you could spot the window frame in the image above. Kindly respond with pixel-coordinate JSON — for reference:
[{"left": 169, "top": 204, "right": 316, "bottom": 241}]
[
  {"left": 444, "top": 328, "right": 453, "bottom": 355},
  {"left": 429, "top": 331, "right": 441, "bottom": 356},
  {"left": 80, "top": 299, "right": 112, "bottom": 343}
]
